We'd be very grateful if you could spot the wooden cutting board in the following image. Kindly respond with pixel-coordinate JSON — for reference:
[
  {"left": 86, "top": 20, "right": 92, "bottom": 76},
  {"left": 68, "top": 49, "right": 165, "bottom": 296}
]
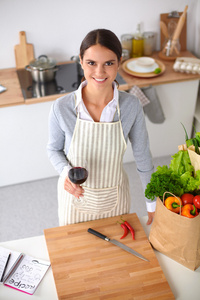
[
  {"left": 44, "top": 213, "right": 174, "bottom": 299},
  {"left": 14, "top": 31, "right": 35, "bottom": 69}
]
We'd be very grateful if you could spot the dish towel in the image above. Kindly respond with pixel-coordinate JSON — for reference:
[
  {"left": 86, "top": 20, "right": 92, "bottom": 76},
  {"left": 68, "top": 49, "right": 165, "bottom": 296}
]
[
  {"left": 129, "top": 85, "right": 150, "bottom": 107},
  {"left": 141, "top": 85, "right": 165, "bottom": 124}
]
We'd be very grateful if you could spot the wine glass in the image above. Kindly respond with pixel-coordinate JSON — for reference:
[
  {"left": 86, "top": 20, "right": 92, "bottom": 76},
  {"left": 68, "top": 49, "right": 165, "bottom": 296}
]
[{"left": 68, "top": 157, "right": 88, "bottom": 206}]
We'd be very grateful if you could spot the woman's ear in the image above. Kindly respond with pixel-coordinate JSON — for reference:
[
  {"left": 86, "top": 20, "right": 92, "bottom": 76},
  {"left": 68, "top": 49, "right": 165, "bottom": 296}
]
[{"left": 79, "top": 55, "right": 83, "bottom": 68}]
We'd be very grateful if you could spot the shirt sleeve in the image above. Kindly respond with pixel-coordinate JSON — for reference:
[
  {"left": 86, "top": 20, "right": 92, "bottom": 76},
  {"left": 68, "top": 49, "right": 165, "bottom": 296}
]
[
  {"left": 47, "top": 101, "right": 70, "bottom": 175},
  {"left": 124, "top": 95, "right": 156, "bottom": 212}
]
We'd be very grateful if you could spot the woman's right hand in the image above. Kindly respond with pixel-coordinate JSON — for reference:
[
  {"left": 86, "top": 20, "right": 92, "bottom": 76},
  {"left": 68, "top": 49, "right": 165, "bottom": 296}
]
[{"left": 64, "top": 176, "right": 84, "bottom": 198}]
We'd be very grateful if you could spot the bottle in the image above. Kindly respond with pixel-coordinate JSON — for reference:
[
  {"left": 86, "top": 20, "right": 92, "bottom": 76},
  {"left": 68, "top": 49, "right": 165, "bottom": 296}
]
[{"left": 132, "top": 24, "right": 144, "bottom": 58}]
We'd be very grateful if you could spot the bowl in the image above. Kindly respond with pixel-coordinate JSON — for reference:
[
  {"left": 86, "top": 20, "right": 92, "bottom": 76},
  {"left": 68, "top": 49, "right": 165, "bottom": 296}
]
[{"left": 136, "top": 57, "right": 155, "bottom": 67}]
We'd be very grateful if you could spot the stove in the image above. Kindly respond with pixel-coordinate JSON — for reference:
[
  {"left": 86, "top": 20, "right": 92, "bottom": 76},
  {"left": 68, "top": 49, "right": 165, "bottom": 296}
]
[{"left": 16, "top": 63, "right": 127, "bottom": 100}]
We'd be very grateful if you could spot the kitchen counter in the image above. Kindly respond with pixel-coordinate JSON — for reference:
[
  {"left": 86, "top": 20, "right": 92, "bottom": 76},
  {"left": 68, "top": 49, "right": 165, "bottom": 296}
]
[
  {"left": 118, "top": 51, "right": 200, "bottom": 88},
  {"left": 0, "top": 51, "right": 200, "bottom": 108},
  {"left": 0, "top": 216, "right": 199, "bottom": 300}
]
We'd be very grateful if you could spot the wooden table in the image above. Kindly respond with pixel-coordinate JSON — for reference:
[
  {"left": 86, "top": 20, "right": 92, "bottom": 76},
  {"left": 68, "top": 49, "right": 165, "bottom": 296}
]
[
  {"left": 44, "top": 213, "right": 174, "bottom": 299},
  {"left": 1, "top": 216, "right": 200, "bottom": 300}
]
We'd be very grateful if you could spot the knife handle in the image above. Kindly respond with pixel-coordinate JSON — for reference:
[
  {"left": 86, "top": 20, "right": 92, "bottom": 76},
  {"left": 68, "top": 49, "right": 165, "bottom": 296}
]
[{"left": 88, "top": 228, "right": 109, "bottom": 241}]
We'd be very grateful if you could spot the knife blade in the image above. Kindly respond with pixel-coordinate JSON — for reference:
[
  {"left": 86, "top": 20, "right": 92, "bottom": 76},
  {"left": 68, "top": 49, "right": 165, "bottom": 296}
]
[{"left": 88, "top": 228, "right": 149, "bottom": 262}]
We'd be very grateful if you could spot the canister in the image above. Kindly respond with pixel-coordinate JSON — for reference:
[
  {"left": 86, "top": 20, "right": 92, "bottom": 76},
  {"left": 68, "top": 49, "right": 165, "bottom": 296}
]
[
  {"left": 143, "top": 32, "right": 155, "bottom": 56},
  {"left": 121, "top": 34, "right": 133, "bottom": 55}
]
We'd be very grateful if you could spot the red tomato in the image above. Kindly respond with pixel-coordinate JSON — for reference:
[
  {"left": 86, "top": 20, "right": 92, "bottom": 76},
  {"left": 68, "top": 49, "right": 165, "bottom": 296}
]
[
  {"left": 193, "top": 195, "right": 200, "bottom": 209},
  {"left": 181, "top": 193, "right": 194, "bottom": 205}
]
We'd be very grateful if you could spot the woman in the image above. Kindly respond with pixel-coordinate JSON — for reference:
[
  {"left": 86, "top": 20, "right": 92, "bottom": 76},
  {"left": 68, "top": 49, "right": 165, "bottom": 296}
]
[{"left": 47, "top": 29, "right": 156, "bottom": 226}]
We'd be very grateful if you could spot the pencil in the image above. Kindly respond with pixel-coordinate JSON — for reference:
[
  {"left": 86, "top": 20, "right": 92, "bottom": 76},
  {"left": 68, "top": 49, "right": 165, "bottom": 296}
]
[{"left": 0, "top": 253, "right": 11, "bottom": 282}]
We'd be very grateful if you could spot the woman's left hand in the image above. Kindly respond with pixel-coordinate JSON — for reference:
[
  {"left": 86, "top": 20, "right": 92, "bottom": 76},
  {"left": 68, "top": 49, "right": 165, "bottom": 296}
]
[{"left": 146, "top": 211, "right": 155, "bottom": 225}]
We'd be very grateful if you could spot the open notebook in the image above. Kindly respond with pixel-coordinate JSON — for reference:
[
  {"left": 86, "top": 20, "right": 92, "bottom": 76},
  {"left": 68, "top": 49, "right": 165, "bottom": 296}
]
[{"left": 0, "top": 246, "right": 50, "bottom": 295}]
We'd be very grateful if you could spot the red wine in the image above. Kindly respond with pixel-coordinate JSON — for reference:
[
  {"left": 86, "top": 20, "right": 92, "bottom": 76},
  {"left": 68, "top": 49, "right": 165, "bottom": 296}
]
[{"left": 68, "top": 167, "right": 88, "bottom": 184}]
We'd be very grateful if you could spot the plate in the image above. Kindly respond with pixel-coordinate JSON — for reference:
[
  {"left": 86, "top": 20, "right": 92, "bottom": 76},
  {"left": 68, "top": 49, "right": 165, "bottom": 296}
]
[{"left": 122, "top": 58, "right": 166, "bottom": 78}]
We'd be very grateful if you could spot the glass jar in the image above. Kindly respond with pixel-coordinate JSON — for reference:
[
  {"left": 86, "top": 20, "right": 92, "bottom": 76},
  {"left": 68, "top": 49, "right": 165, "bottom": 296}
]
[
  {"left": 122, "top": 49, "right": 130, "bottom": 61},
  {"left": 143, "top": 32, "right": 155, "bottom": 56},
  {"left": 121, "top": 34, "right": 133, "bottom": 55}
]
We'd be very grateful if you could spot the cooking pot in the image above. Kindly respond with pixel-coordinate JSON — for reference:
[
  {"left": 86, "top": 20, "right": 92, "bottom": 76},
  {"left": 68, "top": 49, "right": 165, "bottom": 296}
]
[{"left": 25, "top": 55, "right": 58, "bottom": 83}]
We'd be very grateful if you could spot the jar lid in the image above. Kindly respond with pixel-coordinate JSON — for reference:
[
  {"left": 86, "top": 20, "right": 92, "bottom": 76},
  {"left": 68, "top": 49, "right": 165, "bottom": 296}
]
[
  {"left": 143, "top": 32, "right": 155, "bottom": 38},
  {"left": 121, "top": 34, "right": 133, "bottom": 40},
  {"left": 29, "top": 55, "right": 56, "bottom": 70}
]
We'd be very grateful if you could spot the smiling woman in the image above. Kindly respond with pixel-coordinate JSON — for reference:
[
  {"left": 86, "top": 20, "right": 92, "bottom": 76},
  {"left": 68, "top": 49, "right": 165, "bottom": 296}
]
[{"left": 47, "top": 28, "right": 156, "bottom": 227}]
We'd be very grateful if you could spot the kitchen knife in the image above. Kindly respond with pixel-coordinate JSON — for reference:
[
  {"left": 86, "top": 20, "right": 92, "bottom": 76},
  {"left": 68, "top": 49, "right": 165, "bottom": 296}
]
[{"left": 88, "top": 228, "right": 149, "bottom": 262}]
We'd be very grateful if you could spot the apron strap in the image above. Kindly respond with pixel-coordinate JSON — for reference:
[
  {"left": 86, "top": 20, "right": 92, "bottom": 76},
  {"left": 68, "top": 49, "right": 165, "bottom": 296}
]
[{"left": 74, "top": 93, "right": 79, "bottom": 117}]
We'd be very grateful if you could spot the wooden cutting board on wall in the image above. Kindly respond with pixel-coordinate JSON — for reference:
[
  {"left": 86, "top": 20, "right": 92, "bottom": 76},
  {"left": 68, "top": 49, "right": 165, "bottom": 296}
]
[
  {"left": 44, "top": 213, "right": 174, "bottom": 299},
  {"left": 14, "top": 31, "right": 35, "bottom": 69},
  {"left": 160, "top": 12, "right": 187, "bottom": 51}
]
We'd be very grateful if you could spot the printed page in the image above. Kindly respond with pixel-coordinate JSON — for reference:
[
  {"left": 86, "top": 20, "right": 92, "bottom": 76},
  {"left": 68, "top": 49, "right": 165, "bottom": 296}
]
[
  {"left": 0, "top": 247, "right": 11, "bottom": 282},
  {"left": 4, "top": 255, "right": 51, "bottom": 295}
]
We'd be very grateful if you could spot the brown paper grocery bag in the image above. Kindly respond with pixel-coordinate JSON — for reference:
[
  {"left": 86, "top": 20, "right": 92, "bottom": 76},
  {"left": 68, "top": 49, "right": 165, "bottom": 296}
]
[{"left": 149, "top": 197, "right": 200, "bottom": 270}]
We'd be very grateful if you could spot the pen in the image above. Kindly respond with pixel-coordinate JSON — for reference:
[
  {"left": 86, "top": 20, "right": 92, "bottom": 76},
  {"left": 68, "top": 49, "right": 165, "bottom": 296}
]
[{"left": 0, "top": 253, "right": 11, "bottom": 282}]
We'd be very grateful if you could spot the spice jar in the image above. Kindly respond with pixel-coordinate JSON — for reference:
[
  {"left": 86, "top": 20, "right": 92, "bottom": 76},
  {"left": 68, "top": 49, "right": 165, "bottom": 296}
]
[
  {"left": 121, "top": 34, "right": 133, "bottom": 56},
  {"left": 143, "top": 32, "right": 155, "bottom": 56}
]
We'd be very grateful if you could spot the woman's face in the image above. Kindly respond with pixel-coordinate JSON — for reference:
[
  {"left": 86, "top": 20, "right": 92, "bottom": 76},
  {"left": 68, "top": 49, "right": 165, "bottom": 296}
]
[{"left": 80, "top": 44, "right": 120, "bottom": 91}]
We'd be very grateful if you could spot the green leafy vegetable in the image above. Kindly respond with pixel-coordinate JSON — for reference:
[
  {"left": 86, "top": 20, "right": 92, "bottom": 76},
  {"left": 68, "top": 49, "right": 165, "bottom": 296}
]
[
  {"left": 170, "top": 150, "right": 193, "bottom": 175},
  {"left": 145, "top": 150, "right": 200, "bottom": 201},
  {"left": 181, "top": 123, "right": 200, "bottom": 154},
  {"left": 145, "top": 165, "right": 184, "bottom": 201}
]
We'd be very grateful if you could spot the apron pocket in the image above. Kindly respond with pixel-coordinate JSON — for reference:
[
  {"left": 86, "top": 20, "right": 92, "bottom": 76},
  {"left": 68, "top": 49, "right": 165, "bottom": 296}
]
[{"left": 73, "top": 186, "right": 118, "bottom": 214}]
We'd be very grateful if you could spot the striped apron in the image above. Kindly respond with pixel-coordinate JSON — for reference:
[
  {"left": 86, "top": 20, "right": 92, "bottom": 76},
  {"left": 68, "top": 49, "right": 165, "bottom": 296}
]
[{"left": 58, "top": 103, "right": 130, "bottom": 226}]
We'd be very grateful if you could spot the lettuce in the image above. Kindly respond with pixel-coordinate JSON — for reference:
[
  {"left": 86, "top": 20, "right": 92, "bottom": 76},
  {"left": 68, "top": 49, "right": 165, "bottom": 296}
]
[{"left": 170, "top": 151, "right": 193, "bottom": 176}]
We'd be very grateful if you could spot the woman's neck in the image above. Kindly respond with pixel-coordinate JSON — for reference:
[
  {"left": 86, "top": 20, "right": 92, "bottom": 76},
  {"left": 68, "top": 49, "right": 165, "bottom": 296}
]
[{"left": 82, "top": 85, "right": 114, "bottom": 122}]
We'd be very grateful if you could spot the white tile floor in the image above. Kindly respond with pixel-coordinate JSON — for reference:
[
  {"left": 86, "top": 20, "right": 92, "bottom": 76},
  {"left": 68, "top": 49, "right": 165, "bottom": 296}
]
[{"left": 0, "top": 155, "right": 171, "bottom": 242}]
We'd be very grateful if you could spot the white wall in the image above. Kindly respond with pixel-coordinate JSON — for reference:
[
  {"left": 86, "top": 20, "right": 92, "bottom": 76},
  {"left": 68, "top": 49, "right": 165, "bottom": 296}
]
[{"left": 1, "top": 0, "right": 200, "bottom": 70}]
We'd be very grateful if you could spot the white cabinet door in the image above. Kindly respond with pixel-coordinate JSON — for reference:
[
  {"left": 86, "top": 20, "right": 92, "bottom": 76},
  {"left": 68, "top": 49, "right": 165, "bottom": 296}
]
[{"left": 123, "top": 80, "right": 199, "bottom": 162}]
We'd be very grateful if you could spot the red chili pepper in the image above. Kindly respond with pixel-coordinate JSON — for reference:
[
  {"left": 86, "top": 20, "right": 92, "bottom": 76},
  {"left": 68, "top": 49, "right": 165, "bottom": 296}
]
[
  {"left": 120, "top": 223, "right": 129, "bottom": 239},
  {"left": 121, "top": 217, "right": 135, "bottom": 240},
  {"left": 117, "top": 221, "right": 129, "bottom": 239}
]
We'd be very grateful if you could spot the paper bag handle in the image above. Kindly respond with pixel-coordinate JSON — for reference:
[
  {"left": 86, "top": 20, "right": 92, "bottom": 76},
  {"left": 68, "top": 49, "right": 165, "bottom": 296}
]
[{"left": 163, "top": 191, "right": 182, "bottom": 214}]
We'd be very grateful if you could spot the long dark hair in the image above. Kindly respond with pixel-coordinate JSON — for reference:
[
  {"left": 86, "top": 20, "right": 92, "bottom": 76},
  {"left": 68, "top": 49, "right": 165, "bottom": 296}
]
[{"left": 80, "top": 29, "right": 122, "bottom": 62}]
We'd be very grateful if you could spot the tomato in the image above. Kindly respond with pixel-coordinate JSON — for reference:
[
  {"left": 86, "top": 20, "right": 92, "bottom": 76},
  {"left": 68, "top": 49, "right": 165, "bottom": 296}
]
[
  {"left": 193, "top": 195, "right": 200, "bottom": 209},
  {"left": 181, "top": 193, "right": 194, "bottom": 205}
]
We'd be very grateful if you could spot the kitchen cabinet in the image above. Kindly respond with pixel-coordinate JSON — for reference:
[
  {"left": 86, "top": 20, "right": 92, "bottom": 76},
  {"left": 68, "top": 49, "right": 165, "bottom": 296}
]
[{"left": 0, "top": 51, "right": 200, "bottom": 186}]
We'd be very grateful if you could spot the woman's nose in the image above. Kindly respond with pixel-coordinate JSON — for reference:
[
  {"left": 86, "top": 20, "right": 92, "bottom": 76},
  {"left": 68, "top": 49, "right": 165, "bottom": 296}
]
[{"left": 95, "top": 64, "right": 105, "bottom": 75}]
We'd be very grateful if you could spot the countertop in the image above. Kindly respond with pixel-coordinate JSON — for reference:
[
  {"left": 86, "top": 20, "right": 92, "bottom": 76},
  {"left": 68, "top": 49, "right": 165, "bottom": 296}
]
[
  {"left": 0, "top": 51, "right": 200, "bottom": 108},
  {"left": 0, "top": 216, "right": 200, "bottom": 300}
]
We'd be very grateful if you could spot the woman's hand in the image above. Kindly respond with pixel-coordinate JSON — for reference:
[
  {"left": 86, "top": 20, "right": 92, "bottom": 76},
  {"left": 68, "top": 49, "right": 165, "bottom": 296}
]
[
  {"left": 146, "top": 211, "right": 155, "bottom": 225},
  {"left": 64, "top": 176, "right": 84, "bottom": 198}
]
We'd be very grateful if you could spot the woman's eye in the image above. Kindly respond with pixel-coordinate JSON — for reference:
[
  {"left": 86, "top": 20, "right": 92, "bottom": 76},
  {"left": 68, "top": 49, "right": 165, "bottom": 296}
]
[
  {"left": 105, "top": 61, "right": 114, "bottom": 66},
  {"left": 88, "top": 61, "right": 95, "bottom": 66}
]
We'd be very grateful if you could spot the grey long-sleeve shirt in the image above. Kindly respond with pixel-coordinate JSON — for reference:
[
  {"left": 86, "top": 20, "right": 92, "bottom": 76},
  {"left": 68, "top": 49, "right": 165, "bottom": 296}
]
[{"left": 47, "top": 90, "right": 156, "bottom": 210}]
